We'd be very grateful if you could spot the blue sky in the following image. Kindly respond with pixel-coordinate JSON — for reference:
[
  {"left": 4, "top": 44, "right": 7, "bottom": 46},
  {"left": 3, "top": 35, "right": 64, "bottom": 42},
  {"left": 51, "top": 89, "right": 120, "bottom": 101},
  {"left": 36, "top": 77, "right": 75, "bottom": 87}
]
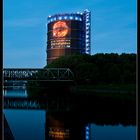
[{"left": 3, "top": 0, "right": 137, "bottom": 68}]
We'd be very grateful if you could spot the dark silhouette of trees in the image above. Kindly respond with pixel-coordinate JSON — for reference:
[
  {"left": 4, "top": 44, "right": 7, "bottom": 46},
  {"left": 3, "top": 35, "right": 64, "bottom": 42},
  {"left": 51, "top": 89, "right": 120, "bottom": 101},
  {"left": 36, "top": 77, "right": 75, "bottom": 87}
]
[
  {"left": 45, "top": 53, "right": 136, "bottom": 85},
  {"left": 75, "top": 62, "right": 99, "bottom": 84}
]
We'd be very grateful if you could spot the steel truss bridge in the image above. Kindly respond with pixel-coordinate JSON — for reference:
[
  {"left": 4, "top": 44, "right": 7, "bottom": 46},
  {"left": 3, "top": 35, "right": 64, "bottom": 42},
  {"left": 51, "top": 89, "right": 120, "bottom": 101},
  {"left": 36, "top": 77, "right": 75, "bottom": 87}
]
[{"left": 3, "top": 68, "right": 75, "bottom": 81}]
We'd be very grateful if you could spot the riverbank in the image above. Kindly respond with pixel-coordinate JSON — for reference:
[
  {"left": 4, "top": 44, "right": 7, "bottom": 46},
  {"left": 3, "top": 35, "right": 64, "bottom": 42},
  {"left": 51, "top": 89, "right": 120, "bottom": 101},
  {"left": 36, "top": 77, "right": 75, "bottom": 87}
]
[
  {"left": 70, "top": 83, "right": 136, "bottom": 101},
  {"left": 27, "top": 83, "right": 136, "bottom": 102}
]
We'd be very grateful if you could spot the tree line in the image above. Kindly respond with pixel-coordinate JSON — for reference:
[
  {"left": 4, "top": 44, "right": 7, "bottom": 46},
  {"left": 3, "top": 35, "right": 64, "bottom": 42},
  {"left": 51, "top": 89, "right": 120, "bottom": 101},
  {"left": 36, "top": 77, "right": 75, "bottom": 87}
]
[{"left": 45, "top": 53, "right": 136, "bottom": 85}]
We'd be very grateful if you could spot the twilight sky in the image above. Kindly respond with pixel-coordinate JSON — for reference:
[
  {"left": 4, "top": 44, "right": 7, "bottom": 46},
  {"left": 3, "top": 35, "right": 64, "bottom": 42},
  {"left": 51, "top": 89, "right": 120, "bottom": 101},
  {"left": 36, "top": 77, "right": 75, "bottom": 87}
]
[{"left": 3, "top": 0, "right": 137, "bottom": 68}]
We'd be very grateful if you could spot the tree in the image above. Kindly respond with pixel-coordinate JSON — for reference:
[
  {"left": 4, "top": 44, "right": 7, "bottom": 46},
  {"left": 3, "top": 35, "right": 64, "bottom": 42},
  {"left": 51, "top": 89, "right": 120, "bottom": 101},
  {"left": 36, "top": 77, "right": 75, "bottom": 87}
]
[
  {"left": 45, "top": 53, "right": 136, "bottom": 85},
  {"left": 75, "top": 62, "right": 99, "bottom": 84}
]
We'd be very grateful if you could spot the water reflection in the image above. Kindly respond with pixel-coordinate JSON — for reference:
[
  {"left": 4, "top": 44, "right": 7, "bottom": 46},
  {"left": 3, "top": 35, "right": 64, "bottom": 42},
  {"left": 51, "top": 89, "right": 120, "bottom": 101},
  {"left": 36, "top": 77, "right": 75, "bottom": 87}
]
[
  {"left": 91, "top": 124, "right": 136, "bottom": 140},
  {"left": 3, "top": 89, "right": 27, "bottom": 97},
  {"left": 4, "top": 110, "right": 45, "bottom": 140},
  {"left": 4, "top": 108, "right": 136, "bottom": 140},
  {"left": 45, "top": 112, "right": 89, "bottom": 140},
  {"left": 3, "top": 89, "right": 136, "bottom": 140}
]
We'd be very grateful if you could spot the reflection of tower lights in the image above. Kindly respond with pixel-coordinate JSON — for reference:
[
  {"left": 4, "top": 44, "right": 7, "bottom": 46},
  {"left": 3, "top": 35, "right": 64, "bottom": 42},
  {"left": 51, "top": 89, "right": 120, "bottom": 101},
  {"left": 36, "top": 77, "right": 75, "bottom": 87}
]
[
  {"left": 85, "top": 125, "right": 90, "bottom": 140},
  {"left": 49, "top": 127, "right": 70, "bottom": 139}
]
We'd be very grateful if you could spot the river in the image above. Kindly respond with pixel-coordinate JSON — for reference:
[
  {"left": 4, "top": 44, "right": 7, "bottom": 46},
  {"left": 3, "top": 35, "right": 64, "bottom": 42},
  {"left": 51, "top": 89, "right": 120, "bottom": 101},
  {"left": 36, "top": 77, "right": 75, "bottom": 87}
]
[{"left": 3, "top": 88, "right": 137, "bottom": 140}]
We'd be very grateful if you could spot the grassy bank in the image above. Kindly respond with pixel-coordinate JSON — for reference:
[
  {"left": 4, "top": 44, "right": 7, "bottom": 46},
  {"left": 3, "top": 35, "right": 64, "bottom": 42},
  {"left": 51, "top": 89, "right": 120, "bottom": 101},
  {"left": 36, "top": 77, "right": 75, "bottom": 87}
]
[{"left": 70, "top": 83, "right": 136, "bottom": 101}]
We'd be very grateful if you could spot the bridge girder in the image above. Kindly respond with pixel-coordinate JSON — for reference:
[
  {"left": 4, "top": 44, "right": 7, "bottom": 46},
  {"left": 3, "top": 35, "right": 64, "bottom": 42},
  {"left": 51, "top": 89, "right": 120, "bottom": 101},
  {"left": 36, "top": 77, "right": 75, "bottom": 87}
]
[{"left": 3, "top": 68, "right": 75, "bottom": 81}]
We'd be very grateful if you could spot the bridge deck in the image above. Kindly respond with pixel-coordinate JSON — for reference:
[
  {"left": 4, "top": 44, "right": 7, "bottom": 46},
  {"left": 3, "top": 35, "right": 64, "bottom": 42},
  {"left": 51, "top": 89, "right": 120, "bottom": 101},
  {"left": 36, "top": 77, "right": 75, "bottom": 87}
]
[{"left": 3, "top": 68, "right": 75, "bottom": 81}]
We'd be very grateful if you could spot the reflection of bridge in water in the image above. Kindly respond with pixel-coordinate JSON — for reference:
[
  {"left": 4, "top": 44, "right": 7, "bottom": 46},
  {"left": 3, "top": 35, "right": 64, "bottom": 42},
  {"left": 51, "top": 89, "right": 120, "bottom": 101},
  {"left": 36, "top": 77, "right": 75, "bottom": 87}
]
[
  {"left": 4, "top": 96, "right": 73, "bottom": 112},
  {"left": 4, "top": 93, "right": 135, "bottom": 139},
  {"left": 4, "top": 96, "right": 90, "bottom": 140},
  {"left": 4, "top": 97, "right": 44, "bottom": 110}
]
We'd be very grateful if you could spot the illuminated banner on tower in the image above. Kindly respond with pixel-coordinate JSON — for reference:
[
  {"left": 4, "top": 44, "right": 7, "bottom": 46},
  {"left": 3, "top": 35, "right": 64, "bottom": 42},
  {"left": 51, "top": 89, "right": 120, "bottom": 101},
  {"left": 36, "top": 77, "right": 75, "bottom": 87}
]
[
  {"left": 53, "top": 21, "right": 69, "bottom": 38},
  {"left": 48, "top": 21, "right": 71, "bottom": 49},
  {"left": 48, "top": 20, "right": 84, "bottom": 49}
]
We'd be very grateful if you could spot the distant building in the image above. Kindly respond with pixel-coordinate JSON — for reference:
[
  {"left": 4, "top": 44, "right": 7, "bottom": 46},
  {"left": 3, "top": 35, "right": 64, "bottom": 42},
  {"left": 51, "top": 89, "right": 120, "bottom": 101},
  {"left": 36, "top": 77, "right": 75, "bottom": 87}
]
[{"left": 46, "top": 9, "right": 91, "bottom": 64}]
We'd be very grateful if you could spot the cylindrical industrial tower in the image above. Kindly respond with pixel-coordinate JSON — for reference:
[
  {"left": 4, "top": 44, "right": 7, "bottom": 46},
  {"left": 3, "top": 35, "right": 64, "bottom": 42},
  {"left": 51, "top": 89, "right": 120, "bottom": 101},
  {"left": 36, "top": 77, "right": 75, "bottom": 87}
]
[{"left": 46, "top": 9, "right": 91, "bottom": 64}]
